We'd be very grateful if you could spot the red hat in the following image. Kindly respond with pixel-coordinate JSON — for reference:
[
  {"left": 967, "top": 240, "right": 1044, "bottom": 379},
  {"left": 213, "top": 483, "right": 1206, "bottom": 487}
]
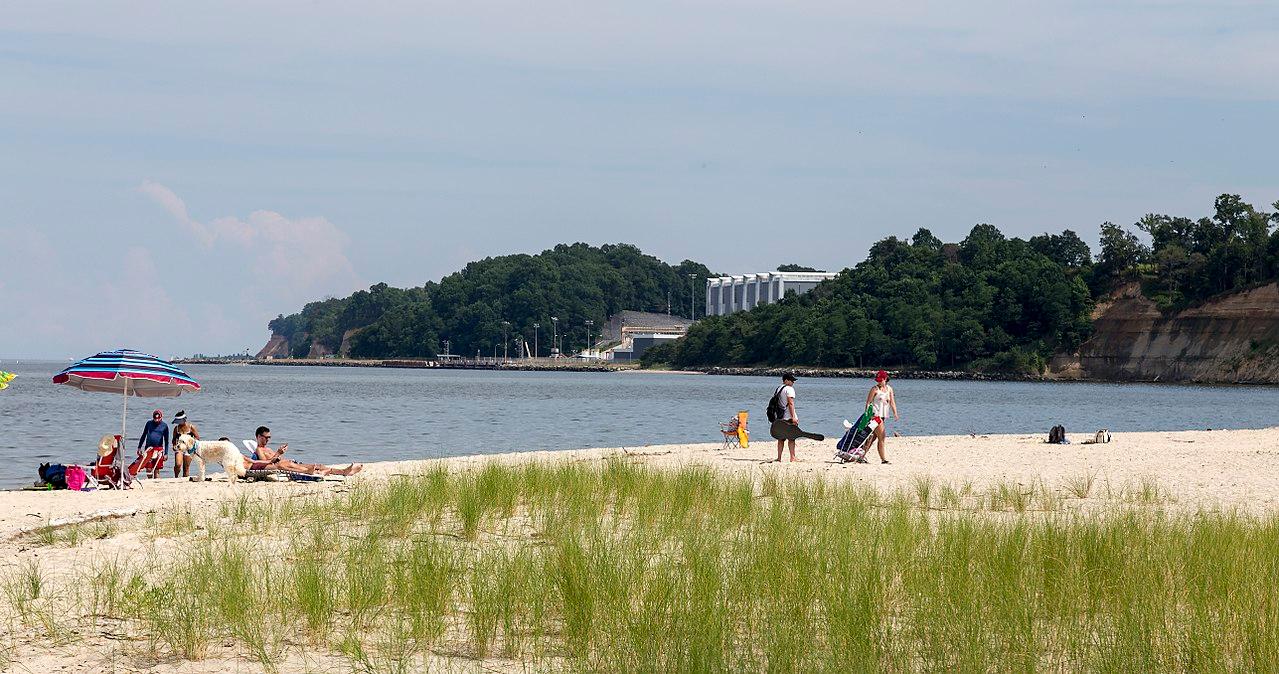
[
  {"left": 152, "top": 409, "right": 163, "bottom": 416},
  {"left": 875, "top": 370, "right": 888, "bottom": 382}
]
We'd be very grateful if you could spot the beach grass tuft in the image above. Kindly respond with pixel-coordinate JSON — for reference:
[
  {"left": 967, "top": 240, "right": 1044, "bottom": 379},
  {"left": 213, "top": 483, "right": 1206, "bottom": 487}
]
[{"left": 12, "top": 461, "right": 1277, "bottom": 670}]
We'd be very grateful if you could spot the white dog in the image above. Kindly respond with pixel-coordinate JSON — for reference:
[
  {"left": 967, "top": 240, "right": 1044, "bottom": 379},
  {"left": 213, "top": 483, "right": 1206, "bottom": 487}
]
[{"left": 174, "top": 433, "right": 247, "bottom": 483}]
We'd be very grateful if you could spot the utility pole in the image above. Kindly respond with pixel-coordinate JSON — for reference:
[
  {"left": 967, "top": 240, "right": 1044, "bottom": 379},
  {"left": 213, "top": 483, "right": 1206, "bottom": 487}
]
[
  {"left": 551, "top": 316, "right": 559, "bottom": 359},
  {"left": 442, "top": 339, "right": 450, "bottom": 358},
  {"left": 533, "top": 322, "right": 540, "bottom": 359},
  {"left": 502, "top": 321, "right": 510, "bottom": 363},
  {"left": 688, "top": 273, "right": 697, "bottom": 320},
  {"left": 585, "top": 319, "right": 594, "bottom": 358}
]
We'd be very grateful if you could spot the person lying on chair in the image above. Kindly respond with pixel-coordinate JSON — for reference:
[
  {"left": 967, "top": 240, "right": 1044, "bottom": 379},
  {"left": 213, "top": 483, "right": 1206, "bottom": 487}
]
[{"left": 247, "top": 426, "right": 363, "bottom": 477}]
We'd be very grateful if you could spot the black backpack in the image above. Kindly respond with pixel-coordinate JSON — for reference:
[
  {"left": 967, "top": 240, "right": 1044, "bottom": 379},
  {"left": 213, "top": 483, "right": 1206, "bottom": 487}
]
[{"left": 766, "top": 386, "right": 786, "bottom": 423}]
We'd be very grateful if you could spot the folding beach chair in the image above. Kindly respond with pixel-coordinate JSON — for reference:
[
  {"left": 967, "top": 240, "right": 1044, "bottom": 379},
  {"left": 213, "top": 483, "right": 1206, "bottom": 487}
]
[
  {"left": 93, "top": 435, "right": 131, "bottom": 489},
  {"left": 129, "top": 446, "right": 166, "bottom": 479},
  {"left": 719, "top": 411, "right": 749, "bottom": 450}
]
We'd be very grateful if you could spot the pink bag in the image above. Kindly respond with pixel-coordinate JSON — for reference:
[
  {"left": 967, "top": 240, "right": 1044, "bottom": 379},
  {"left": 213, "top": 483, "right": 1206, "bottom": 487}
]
[{"left": 65, "top": 465, "right": 87, "bottom": 491}]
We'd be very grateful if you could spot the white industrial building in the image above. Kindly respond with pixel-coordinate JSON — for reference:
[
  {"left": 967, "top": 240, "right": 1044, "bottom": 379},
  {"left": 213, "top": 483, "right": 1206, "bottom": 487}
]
[{"left": 705, "top": 271, "right": 839, "bottom": 316}]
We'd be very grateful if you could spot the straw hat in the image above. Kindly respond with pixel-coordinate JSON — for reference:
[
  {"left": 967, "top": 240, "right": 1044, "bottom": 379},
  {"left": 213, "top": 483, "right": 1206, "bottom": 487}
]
[{"left": 97, "top": 434, "right": 118, "bottom": 457}]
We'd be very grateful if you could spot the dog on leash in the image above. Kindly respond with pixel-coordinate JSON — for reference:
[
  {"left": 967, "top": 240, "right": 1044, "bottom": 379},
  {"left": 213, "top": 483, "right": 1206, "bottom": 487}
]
[{"left": 174, "top": 433, "right": 246, "bottom": 483}]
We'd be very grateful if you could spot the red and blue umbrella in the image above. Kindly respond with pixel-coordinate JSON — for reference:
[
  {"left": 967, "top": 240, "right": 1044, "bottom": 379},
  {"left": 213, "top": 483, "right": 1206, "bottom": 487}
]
[{"left": 53, "top": 349, "right": 200, "bottom": 439}]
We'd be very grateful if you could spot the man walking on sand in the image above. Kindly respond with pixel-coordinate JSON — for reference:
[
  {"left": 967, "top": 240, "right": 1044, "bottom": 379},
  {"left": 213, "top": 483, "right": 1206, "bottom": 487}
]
[{"left": 774, "top": 373, "right": 799, "bottom": 462}]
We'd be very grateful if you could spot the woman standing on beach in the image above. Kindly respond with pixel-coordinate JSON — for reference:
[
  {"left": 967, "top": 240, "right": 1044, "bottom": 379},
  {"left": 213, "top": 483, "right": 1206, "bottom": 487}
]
[{"left": 865, "top": 370, "right": 899, "bottom": 464}]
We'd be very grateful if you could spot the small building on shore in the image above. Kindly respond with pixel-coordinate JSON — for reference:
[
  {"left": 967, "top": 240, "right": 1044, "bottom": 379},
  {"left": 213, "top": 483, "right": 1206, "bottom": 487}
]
[
  {"left": 608, "top": 332, "right": 683, "bottom": 362},
  {"left": 705, "top": 271, "right": 839, "bottom": 316},
  {"left": 600, "top": 311, "right": 693, "bottom": 362}
]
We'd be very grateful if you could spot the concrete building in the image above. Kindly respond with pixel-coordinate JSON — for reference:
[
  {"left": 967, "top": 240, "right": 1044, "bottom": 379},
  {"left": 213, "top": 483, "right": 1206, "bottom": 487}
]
[
  {"left": 608, "top": 332, "right": 683, "bottom": 362},
  {"left": 705, "top": 271, "right": 840, "bottom": 316}
]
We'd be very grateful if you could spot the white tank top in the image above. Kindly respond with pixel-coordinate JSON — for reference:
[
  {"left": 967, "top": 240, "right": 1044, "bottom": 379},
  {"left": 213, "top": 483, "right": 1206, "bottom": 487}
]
[{"left": 872, "top": 386, "right": 891, "bottom": 418}]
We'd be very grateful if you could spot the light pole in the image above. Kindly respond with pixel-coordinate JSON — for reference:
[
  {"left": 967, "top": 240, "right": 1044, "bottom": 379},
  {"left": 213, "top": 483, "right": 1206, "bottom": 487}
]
[
  {"left": 502, "top": 321, "right": 510, "bottom": 363},
  {"left": 551, "top": 316, "right": 559, "bottom": 358},
  {"left": 585, "top": 319, "right": 594, "bottom": 358},
  {"left": 533, "top": 322, "right": 540, "bottom": 359},
  {"left": 688, "top": 273, "right": 697, "bottom": 320}
]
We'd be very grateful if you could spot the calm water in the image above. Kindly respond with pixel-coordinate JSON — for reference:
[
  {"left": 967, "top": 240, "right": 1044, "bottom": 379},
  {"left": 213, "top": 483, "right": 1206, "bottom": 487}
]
[{"left": 1, "top": 360, "right": 1276, "bottom": 488}]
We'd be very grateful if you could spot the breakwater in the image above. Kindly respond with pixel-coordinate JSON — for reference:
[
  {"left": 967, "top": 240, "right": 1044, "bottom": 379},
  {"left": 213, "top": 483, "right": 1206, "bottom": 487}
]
[
  {"left": 696, "top": 366, "right": 1040, "bottom": 382},
  {"left": 175, "top": 357, "right": 632, "bottom": 373}
]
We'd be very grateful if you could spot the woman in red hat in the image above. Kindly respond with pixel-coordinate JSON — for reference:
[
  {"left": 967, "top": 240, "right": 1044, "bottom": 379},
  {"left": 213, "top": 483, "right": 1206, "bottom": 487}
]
[{"left": 864, "top": 371, "right": 899, "bottom": 463}]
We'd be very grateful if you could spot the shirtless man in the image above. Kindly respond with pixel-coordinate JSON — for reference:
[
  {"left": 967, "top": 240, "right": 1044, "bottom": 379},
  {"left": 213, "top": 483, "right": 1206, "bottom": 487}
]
[{"left": 247, "top": 426, "right": 363, "bottom": 476}]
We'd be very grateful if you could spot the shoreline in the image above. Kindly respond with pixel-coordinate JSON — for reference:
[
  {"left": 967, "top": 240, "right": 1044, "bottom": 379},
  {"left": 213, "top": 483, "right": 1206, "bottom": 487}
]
[
  {"left": 174, "top": 358, "right": 1279, "bottom": 386},
  {"left": 176, "top": 357, "right": 634, "bottom": 373},
  {"left": 6, "top": 427, "right": 1278, "bottom": 537}
]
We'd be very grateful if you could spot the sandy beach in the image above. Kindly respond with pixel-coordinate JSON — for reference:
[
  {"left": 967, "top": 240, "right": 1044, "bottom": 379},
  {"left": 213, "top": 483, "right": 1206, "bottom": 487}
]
[
  {"left": 1, "top": 427, "right": 1276, "bottom": 671},
  {"left": 6, "top": 427, "right": 1278, "bottom": 538}
]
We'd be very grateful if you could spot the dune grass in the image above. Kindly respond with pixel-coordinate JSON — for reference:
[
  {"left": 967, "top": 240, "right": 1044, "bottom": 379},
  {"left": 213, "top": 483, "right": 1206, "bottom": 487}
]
[{"left": 7, "top": 461, "right": 1279, "bottom": 670}]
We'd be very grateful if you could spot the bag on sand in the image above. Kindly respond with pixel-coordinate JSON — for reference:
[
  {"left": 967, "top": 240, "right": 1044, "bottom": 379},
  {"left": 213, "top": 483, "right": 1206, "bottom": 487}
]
[
  {"left": 1094, "top": 429, "right": 1111, "bottom": 444},
  {"left": 38, "top": 463, "right": 68, "bottom": 489},
  {"left": 65, "top": 465, "right": 87, "bottom": 491}
]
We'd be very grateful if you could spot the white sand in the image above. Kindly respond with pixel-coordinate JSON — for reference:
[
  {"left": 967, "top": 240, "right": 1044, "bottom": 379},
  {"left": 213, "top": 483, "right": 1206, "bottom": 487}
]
[
  {"left": 5, "top": 427, "right": 1276, "bottom": 539},
  {"left": 1, "top": 427, "right": 1276, "bottom": 671}
]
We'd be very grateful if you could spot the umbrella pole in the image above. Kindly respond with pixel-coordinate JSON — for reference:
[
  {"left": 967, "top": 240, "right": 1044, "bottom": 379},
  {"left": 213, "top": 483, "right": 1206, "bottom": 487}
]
[{"left": 122, "top": 379, "right": 128, "bottom": 441}]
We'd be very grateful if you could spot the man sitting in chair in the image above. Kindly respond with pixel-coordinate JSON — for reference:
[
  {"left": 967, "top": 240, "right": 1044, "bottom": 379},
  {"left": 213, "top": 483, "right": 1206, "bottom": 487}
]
[{"left": 246, "top": 426, "right": 363, "bottom": 476}]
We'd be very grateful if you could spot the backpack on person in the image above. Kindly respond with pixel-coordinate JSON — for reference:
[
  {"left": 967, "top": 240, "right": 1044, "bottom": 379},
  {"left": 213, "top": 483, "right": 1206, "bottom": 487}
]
[{"left": 766, "top": 386, "right": 786, "bottom": 423}]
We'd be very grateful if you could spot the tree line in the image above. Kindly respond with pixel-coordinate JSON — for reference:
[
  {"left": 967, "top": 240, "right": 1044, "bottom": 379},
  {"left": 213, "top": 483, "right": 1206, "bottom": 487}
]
[
  {"left": 644, "top": 226, "right": 1094, "bottom": 372},
  {"left": 268, "top": 243, "right": 713, "bottom": 359},
  {"left": 268, "top": 194, "right": 1275, "bottom": 371},
  {"left": 1094, "top": 194, "right": 1279, "bottom": 310},
  {"left": 644, "top": 194, "right": 1276, "bottom": 372}
]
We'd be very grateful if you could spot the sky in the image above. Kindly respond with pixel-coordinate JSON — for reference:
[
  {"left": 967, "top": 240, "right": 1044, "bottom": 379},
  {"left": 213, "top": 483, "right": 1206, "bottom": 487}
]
[{"left": 2, "top": 1, "right": 1277, "bottom": 359}]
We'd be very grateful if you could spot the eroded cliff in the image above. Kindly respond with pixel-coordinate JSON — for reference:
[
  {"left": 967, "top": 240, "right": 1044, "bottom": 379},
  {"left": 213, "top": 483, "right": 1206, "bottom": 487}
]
[{"left": 1051, "top": 283, "right": 1279, "bottom": 383}]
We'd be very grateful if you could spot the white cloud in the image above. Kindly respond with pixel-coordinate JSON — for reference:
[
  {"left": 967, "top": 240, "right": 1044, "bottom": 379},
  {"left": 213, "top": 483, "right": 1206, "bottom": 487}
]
[
  {"left": 0, "top": 229, "right": 189, "bottom": 357},
  {"left": 0, "top": 184, "right": 368, "bottom": 358},
  {"left": 138, "top": 180, "right": 363, "bottom": 309}
]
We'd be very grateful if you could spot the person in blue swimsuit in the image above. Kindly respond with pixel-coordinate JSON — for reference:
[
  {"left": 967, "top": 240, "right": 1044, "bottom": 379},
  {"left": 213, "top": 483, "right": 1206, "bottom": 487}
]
[{"left": 136, "top": 409, "right": 170, "bottom": 478}]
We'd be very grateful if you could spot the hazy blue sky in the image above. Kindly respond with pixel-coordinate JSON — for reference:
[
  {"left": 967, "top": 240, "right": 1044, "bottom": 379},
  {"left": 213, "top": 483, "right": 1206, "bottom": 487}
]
[{"left": 2, "top": 1, "right": 1276, "bottom": 358}]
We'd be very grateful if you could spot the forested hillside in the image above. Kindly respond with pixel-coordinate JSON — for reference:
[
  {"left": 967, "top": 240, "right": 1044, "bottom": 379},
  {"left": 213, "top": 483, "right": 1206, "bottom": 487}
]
[
  {"left": 646, "top": 226, "right": 1095, "bottom": 372},
  {"left": 646, "top": 194, "right": 1276, "bottom": 373},
  {"left": 267, "top": 244, "right": 712, "bottom": 359},
  {"left": 268, "top": 194, "right": 1276, "bottom": 372},
  {"left": 1091, "top": 194, "right": 1279, "bottom": 310}
]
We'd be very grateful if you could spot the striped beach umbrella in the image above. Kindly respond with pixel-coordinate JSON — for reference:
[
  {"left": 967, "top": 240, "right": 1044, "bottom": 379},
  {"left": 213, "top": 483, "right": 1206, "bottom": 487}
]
[
  {"left": 0, "top": 371, "right": 15, "bottom": 390},
  {"left": 53, "top": 349, "right": 200, "bottom": 439}
]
